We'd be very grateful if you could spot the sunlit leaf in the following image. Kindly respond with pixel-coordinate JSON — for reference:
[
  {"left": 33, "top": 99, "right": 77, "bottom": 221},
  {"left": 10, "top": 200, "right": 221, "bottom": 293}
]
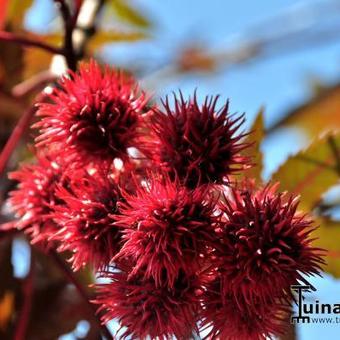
[
  {"left": 88, "top": 30, "right": 147, "bottom": 51},
  {"left": 268, "top": 84, "right": 340, "bottom": 138},
  {"left": 0, "top": 291, "right": 14, "bottom": 331},
  {"left": 23, "top": 33, "right": 62, "bottom": 78},
  {"left": 0, "top": 240, "right": 19, "bottom": 339},
  {"left": 109, "top": 0, "right": 151, "bottom": 28},
  {"left": 7, "top": 0, "right": 34, "bottom": 28},
  {"left": 271, "top": 133, "right": 340, "bottom": 211},
  {"left": 237, "top": 108, "right": 264, "bottom": 183},
  {"left": 314, "top": 218, "right": 340, "bottom": 278},
  {"left": 23, "top": 49, "right": 53, "bottom": 79},
  {"left": 38, "top": 33, "right": 63, "bottom": 46}
]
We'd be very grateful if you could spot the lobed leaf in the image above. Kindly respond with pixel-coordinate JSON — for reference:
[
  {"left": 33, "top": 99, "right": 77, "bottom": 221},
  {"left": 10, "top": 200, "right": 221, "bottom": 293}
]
[
  {"left": 314, "top": 218, "right": 340, "bottom": 278},
  {"left": 237, "top": 108, "right": 264, "bottom": 183},
  {"left": 268, "top": 84, "right": 340, "bottom": 138},
  {"left": 271, "top": 133, "right": 340, "bottom": 211}
]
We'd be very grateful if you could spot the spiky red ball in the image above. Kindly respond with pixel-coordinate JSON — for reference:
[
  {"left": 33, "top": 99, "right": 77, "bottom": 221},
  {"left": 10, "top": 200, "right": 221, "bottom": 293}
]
[
  {"left": 94, "top": 264, "right": 202, "bottom": 340},
  {"left": 142, "top": 94, "right": 249, "bottom": 188},
  {"left": 52, "top": 167, "right": 122, "bottom": 271},
  {"left": 217, "top": 183, "right": 324, "bottom": 308},
  {"left": 35, "top": 61, "right": 148, "bottom": 163},
  {"left": 114, "top": 173, "right": 219, "bottom": 287},
  {"left": 4, "top": 153, "right": 68, "bottom": 245},
  {"left": 201, "top": 277, "right": 288, "bottom": 340}
]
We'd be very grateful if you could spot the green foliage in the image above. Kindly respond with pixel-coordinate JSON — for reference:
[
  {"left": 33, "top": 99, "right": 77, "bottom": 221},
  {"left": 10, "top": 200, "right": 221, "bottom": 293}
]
[
  {"left": 238, "top": 108, "right": 264, "bottom": 183},
  {"left": 1, "top": 0, "right": 340, "bottom": 338},
  {"left": 269, "top": 84, "right": 340, "bottom": 138},
  {"left": 271, "top": 133, "right": 340, "bottom": 211},
  {"left": 88, "top": 29, "right": 148, "bottom": 51},
  {"left": 314, "top": 218, "right": 340, "bottom": 278},
  {"left": 109, "top": 0, "right": 151, "bottom": 29}
]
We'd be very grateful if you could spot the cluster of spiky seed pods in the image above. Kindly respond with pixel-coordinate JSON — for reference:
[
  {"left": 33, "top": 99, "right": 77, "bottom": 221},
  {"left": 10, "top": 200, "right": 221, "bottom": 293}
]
[{"left": 4, "top": 60, "right": 324, "bottom": 340}]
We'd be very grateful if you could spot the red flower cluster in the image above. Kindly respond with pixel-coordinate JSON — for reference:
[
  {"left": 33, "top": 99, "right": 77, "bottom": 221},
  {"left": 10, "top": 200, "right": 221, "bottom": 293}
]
[
  {"left": 142, "top": 94, "right": 250, "bottom": 187},
  {"left": 95, "top": 264, "right": 204, "bottom": 340},
  {"left": 4, "top": 153, "right": 69, "bottom": 245},
  {"left": 114, "top": 174, "right": 218, "bottom": 287},
  {"left": 4, "top": 61, "right": 324, "bottom": 340},
  {"left": 51, "top": 167, "right": 122, "bottom": 271},
  {"left": 201, "top": 184, "right": 324, "bottom": 339},
  {"left": 35, "top": 60, "right": 148, "bottom": 164}
]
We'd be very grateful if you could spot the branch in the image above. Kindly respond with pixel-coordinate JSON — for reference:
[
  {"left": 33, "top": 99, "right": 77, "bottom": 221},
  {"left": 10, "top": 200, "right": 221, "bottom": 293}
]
[
  {"left": 50, "top": 0, "right": 106, "bottom": 75},
  {"left": 0, "top": 93, "right": 45, "bottom": 178},
  {"left": 14, "top": 253, "right": 34, "bottom": 340},
  {"left": 49, "top": 251, "right": 112, "bottom": 339},
  {"left": 54, "top": 0, "right": 77, "bottom": 71},
  {"left": 0, "top": 31, "right": 62, "bottom": 55},
  {"left": 12, "top": 71, "right": 57, "bottom": 98}
]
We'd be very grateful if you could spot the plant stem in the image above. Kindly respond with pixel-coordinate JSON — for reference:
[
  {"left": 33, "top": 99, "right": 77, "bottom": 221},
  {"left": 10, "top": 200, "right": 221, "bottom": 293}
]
[
  {"left": 14, "top": 252, "right": 34, "bottom": 340},
  {"left": 12, "top": 71, "right": 57, "bottom": 98},
  {"left": 0, "top": 31, "right": 62, "bottom": 55},
  {"left": 0, "top": 93, "right": 44, "bottom": 178},
  {"left": 54, "top": 0, "right": 78, "bottom": 71},
  {"left": 49, "top": 251, "right": 112, "bottom": 339}
]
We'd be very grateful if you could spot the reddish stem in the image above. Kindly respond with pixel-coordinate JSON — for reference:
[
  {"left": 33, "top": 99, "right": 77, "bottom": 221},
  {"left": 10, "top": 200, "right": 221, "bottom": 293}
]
[
  {"left": 14, "top": 253, "right": 34, "bottom": 340},
  {"left": 0, "top": 31, "right": 62, "bottom": 55},
  {"left": 49, "top": 251, "right": 112, "bottom": 339},
  {"left": 0, "top": 93, "right": 44, "bottom": 178},
  {"left": 12, "top": 71, "right": 57, "bottom": 98}
]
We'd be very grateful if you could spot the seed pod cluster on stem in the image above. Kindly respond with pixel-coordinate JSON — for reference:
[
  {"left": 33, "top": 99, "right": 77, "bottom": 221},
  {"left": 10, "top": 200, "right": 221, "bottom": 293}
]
[{"left": 4, "top": 60, "right": 324, "bottom": 340}]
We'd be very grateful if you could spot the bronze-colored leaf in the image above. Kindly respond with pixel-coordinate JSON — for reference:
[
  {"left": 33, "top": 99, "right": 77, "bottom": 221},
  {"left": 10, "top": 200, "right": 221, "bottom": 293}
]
[
  {"left": 7, "top": 0, "right": 34, "bottom": 28},
  {"left": 0, "top": 291, "right": 14, "bottom": 331},
  {"left": 23, "top": 33, "right": 62, "bottom": 78},
  {"left": 176, "top": 46, "right": 217, "bottom": 73},
  {"left": 0, "top": 37, "right": 24, "bottom": 90},
  {"left": 0, "top": 0, "right": 10, "bottom": 29}
]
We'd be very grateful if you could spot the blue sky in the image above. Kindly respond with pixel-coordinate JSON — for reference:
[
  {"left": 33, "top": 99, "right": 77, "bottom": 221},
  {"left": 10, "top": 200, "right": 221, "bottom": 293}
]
[{"left": 25, "top": 0, "right": 340, "bottom": 339}]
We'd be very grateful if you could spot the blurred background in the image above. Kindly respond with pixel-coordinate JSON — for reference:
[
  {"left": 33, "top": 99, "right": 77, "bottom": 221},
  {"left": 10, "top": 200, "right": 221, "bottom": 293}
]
[{"left": 1, "top": 0, "right": 340, "bottom": 339}]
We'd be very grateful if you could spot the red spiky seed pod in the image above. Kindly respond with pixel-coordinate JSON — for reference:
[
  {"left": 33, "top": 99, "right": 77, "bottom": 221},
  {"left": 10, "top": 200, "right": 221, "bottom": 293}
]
[
  {"left": 35, "top": 60, "right": 148, "bottom": 164},
  {"left": 217, "top": 183, "right": 324, "bottom": 308},
  {"left": 142, "top": 93, "right": 250, "bottom": 188},
  {"left": 94, "top": 264, "right": 202, "bottom": 340},
  {"left": 201, "top": 277, "right": 288, "bottom": 340},
  {"left": 51, "top": 167, "right": 122, "bottom": 271},
  {"left": 3, "top": 153, "right": 68, "bottom": 245},
  {"left": 114, "top": 173, "right": 219, "bottom": 288}
]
